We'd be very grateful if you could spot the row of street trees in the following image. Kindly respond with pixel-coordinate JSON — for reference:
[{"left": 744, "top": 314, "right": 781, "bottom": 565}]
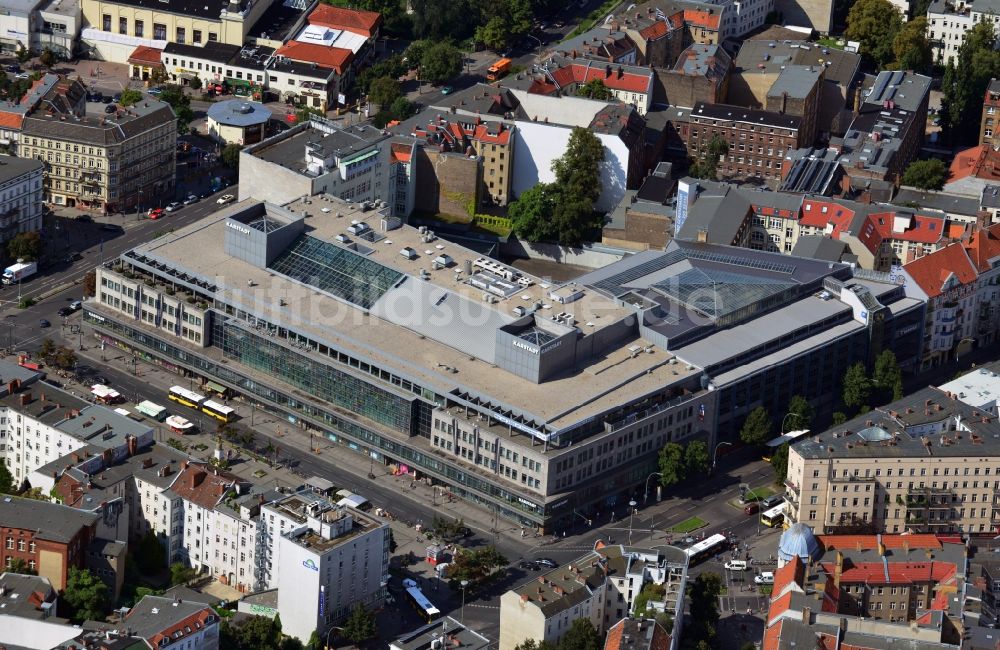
[{"left": 844, "top": 0, "right": 932, "bottom": 72}]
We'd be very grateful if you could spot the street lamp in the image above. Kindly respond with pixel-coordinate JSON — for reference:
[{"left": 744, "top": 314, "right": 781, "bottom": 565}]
[
  {"left": 15, "top": 257, "right": 23, "bottom": 304},
  {"left": 712, "top": 441, "right": 733, "bottom": 471},
  {"left": 325, "top": 625, "right": 344, "bottom": 650},
  {"left": 135, "top": 188, "right": 143, "bottom": 221},
  {"left": 781, "top": 412, "right": 805, "bottom": 434},
  {"left": 643, "top": 472, "right": 663, "bottom": 503},
  {"left": 460, "top": 579, "right": 469, "bottom": 623},
  {"left": 627, "top": 499, "right": 637, "bottom": 545}
]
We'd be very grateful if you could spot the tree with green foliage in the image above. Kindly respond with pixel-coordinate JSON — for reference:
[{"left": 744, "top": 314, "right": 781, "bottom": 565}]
[
  {"left": 221, "top": 143, "right": 242, "bottom": 170},
  {"left": 892, "top": 16, "right": 932, "bottom": 73},
  {"left": 83, "top": 270, "right": 96, "bottom": 298},
  {"left": 559, "top": 619, "right": 601, "bottom": 650},
  {"left": 64, "top": 567, "right": 109, "bottom": 622},
  {"left": 740, "top": 407, "right": 772, "bottom": 446},
  {"left": 842, "top": 362, "right": 872, "bottom": 412},
  {"left": 941, "top": 20, "right": 1000, "bottom": 145},
  {"left": 52, "top": 346, "right": 77, "bottom": 371},
  {"left": 476, "top": 16, "right": 512, "bottom": 51},
  {"left": 577, "top": 79, "right": 613, "bottom": 100},
  {"left": 39, "top": 47, "right": 56, "bottom": 67},
  {"left": 368, "top": 75, "right": 401, "bottom": 109},
  {"left": 357, "top": 54, "right": 407, "bottom": 94},
  {"left": 388, "top": 96, "right": 416, "bottom": 120},
  {"left": 873, "top": 349, "right": 904, "bottom": 403},
  {"left": 341, "top": 603, "right": 377, "bottom": 646},
  {"left": 135, "top": 531, "right": 166, "bottom": 574},
  {"left": 633, "top": 582, "right": 667, "bottom": 616},
  {"left": 7, "top": 557, "right": 36, "bottom": 575},
  {"left": 119, "top": 88, "right": 143, "bottom": 106},
  {"left": 0, "top": 460, "right": 13, "bottom": 495},
  {"left": 742, "top": 643, "right": 758, "bottom": 650},
  {"left": 689, "top": 134, "right": 728, "bottom": 180},
  {"left": 901, "top": 158, "right": 949, "bottom": 190},
  {"left": 159, "top": 85, "right": 195, "bottom": 133},
  {"left": 684, "top": 440, "right": 710, "bottom": 476},
  {"left": 188, "top": 76, "right": 202, "bottom": 90},
  {"left": 420, "top": 42, "right": 463, "bottom": 85},
  {"left": 7, "top": 231, "right": 41, "bottom": 261},
  {"left": 514, "top": 641, "right": 558, "bottom": 650},
  {"left": 658, "top": 442, "right": 686, "bottom": 487},
  {"left": 832, "top": 411, "right": 848, "bottom": 425},
  {"left": 169, "top": 562, "right": 198, "bottom": 586},
  {"left": 15, "top": 46, "right": 28, "bottom": 63},
  {"left": 509, "top": 183, "right": 559, "bottom": 242},
  {"left": 687, "top": 572, "right": 723, "bottom": 646},
  {"left": 845, "top": 0, "right": 903, "bottom": 67},
  {"left": 448, "top": 545, "right": 508, "bottom": 587},
  {"left": 785, "top": 395, "right": 814, "bottom": 432},
  {"left": 38, "top": 337, "right": 55, "bottom": 361},
  {"left": 220, "top": 614, "right": 283, "bottom": 650},
  {"left": 771, "top": 443, "right": 790, "bottom": 484}
]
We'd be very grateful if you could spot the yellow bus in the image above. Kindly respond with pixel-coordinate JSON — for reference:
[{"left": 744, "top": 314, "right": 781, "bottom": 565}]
[{"left": 761, "top": 504, "right": 785, "bottom": 528}]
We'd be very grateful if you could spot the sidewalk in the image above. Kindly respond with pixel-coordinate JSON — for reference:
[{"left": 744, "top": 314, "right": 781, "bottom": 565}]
[{"left": 74, "top": 344, "right": 530, "bottom": 547}]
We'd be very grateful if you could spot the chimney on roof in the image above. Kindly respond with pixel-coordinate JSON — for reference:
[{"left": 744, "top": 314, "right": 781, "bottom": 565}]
[
  {"left": 19, "top": 392, "right": 31, "bottom": 406},
  {"left": 191, "top": 469, "right": 207, "bottom": 489},
  {"left": 126, "top": 435, "right": 137, "bottom": 458},
  {"left": 802, "top": 606, "right": 811, "bottom": 624},
  {"left": 606, "top": 64, "right": 612, "bottom": 78},
  {"left": 834, "top": 551, "right": 843, "bottom": 588}
]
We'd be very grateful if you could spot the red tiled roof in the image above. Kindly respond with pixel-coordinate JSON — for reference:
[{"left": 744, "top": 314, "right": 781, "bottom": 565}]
[
  {"left": 136, "top": 607, "right": 215, "bottom": 648},
  {"left": 762, "top": 618, "right": 783, "bottom": 650},
  {"left": 866, "top": 211, "right": 945, "bottom": 244},
  {"left": 528, "top": 78, "right": 558, "bottom": 95},
  {"left": 903, "top": 243, "right": 978, "bottom": 298},
  {"left": 548, "top": 62, "right": 652, "bottom": 94},
  {"left": 639, "top": 20, "right": 669, "bottom": 40},
  {"left": 0, "top": 110, "right": 24, "bottom": 130},
  {"left": 684, "top": 9, "right": 721, "bottom": 29},
  {"left": 308, "top": 4, "right": 382, "bottom": 36},
  {"left": 949, "top": 145, "right": 988, "bottom": 182},
  {"left": 128, "top": 45, "right": 163, "bottom": 66},
  {"left": 817, "top": 534, "right": 942, "bottom": 551},
  {"left": 604, "top": 619, "right": 671, "bottom": 650},
  {"left": 474, "top": 124, "right": 511, "bottom": 145},
  {"left": 964, "top": 222, "right": 1000, "bottom": 272},
  {"left": 800, "top": 199, "right": 855, "bottom": 231},
  {"left": 273, "top": 42, "right": 353, "bottom": 74},
  {"left": 390, "top": 142, "right": 411, "bottom": 164},
  {"left": 773, "top": 557, "right": 804, "bottom": 594},
  {"left": 168, "top": 464, "right": 236, "bottom": 510},
  {"left": 819, "top": 560, "right": 956, "bottom": 585}
]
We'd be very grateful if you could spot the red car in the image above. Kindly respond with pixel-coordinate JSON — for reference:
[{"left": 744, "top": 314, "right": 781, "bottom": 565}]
[{"left": 148, "top": 207, "right": 165, "bottom": 220}]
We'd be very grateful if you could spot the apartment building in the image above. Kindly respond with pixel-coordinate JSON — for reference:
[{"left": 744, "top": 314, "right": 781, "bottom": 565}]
[
  {"left": 685, "top": 103, "right": 806, "bottom": 186},
  {"left": 983, "top": 79, "right": 1000, "bottom": 148},
  {"left": 123, "top": 595, "right": 220, "bottom": 650},
  {"left": 764, "top": 531, "right": 968, "bottom": 650},
  {"left": 264, "top": 490, "right": 389, "bottom": 642},
  {"left": 80, "top": 0, "right": 279, "bottom": 64},
  {"left": 526, "top": 56, "right": 656, "bottom": 116},
  {"left": 926, "top": 0, "right": 999, "bottom": 65},
  {"left": 901, "top": 223, "right": 1000, "bottom": 369},
  {"left": 0, "top": 495, "right": 101, "bottom": 591},
  {"left": 784, "top": 385, "right": 1000, "bottom": 534},
  {"left": 391, "top": 618, "right": 490, "bottom": 650},
  {"left": 19, "top": 86, "right": 176, "bottom": 213},
  {"left": 0, "top": 156, "right": 43, "bottom": 247},
  {"left": 499, "top": 544, "right": 688, "bottom": 650}
]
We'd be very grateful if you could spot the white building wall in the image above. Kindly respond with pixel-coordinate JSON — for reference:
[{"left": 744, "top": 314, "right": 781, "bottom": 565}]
[
  {"left": 927, "top": 7, "right": 975, "bottom": 65},
  {"left": 511, "top": 120, "right": 630, "bottom": 212},
  {"left": 0, "top": 164, "right": 44, "bottom": 240}
]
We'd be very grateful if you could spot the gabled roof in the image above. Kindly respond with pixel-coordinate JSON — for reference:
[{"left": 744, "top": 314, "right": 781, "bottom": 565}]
[
  {"left": 127, "top": 45, "right": 163, "bottom": 66},
  {"left": 273, "top": 42, "right": 353, "bottom": 74},
  {"left": 308, "top": 4, "right": 382, "bottom": 36},
  {"left": 903, "top": 242, "right": 978, "bottom": 298},
  {"left": 0, "top": 111, "right": 23, "bottom": 131}
]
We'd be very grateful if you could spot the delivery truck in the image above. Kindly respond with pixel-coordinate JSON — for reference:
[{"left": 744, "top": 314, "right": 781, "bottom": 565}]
[
  {"left": 2, "top": 261, "right": 36, "bottom": 284},
  {"left": 487, "top": 58, "right": 512, "bottom": 81}
]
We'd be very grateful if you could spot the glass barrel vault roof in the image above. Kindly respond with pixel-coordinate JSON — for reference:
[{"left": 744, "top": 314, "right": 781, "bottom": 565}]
[{"left": 268, "top": 235, "right": 404, "bottom": 309}]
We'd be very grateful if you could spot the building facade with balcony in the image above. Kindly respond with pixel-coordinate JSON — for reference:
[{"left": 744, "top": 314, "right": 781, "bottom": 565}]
[
  {"left": 927, "top": 0, "right": 993, "bottom": 65},
  {"left": 19, "top": 93, "right": 176, "bottom": 213},
  {"left": 982, "top": 79, "right": 1000, "bottom": 148},
  {"left": 785, "top": 385, "right": 1000, "bottom": 535}
]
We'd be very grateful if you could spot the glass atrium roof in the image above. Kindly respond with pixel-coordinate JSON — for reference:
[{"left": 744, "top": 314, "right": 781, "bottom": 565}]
[
  {"left": 268, "top": 235, "right": 404, "bottom": 309},
  {"left": 650, "top": 268, "right": 798, "bottom": 320}
]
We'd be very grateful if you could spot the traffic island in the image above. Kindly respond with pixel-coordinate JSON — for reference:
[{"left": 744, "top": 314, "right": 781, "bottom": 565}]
[{"left": 670, "top": 516, "right": 708, "bottom": 533}]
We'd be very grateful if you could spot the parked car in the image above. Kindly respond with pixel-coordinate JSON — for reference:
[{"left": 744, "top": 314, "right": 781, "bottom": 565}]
[
  {"left": 69, "top": 300, "right": 82, "bottom": 310},
  {"left": 441, "top": 86, "right": 454, "bottom": 95},
  {"left": 165, "top": 202, "right": 181, "bottom": 212},
  {"left": 104, "top": 104, "right": 117, "bottom": 114},
  {"left": 93, "top": 375, "right": 109, "bottom": 385},
  {"left": 14, "top": 72, "right": 29, "bottom": 80},
  {"left": 755, "top": 572, "right": 774, "bottom": 585},
  {"left": 760, "top": 495, "right": 784, "bottom": 509},
  {"left": 183, "top": 194, "right": 198, "bottom": 205},
  {"left": 518, "top": 560, "right": 539, "bottom": 571},
  {"left": 724, "top": 560, "right": 748, "bottom": 571},
  {"left": 64, "top": 252, "right": 82, "bottom": 263},
  {"left": 5, "top": 64, "right": 19, "bottom": 73},
  {"left": 743, "top": 502, "right": 760, "bottom": 515},
  {"left": 535, "top": 558, "right": 558, "bottom": 568},
  {"left": 147, "top": 87, "right": 164, "bottom": 96},
  {"left": 217, "top": 194, "right": 235, "bottom": 205},
  {"left": 148, "top": 207, "right": 165, "bottom": 220},
  {"left": 112, "top": 93, "right": 121, "bottom": 103},
  {"left": 101, "top": 95, "right": 113, "bottom": 104},
  {"left": 58, "top": 307, "right": 73, "bottom": 317}
]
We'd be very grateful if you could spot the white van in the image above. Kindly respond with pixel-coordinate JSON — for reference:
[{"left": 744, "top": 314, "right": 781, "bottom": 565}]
[
  {"left": 724, "top": 560, "right": 748, "bottom": 571},
  {"left": 755, "top": 572, "right": 774, "bottom": 584}
]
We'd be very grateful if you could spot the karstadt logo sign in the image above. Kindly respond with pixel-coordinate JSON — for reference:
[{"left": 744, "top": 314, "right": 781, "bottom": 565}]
[{"left": 302, "top": 558, "right": 319, "bottom": 571}]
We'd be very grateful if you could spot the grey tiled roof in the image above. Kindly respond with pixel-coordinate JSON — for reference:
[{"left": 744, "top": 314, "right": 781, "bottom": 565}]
[{"left": 0, "top": 495, "right": 99, "bottom": 543}]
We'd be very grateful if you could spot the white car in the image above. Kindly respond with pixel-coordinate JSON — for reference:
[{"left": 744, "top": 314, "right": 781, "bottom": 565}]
[
  {"left": 755, "top": 572, "right": 774, "bottom": 585},
  {"left": 165, "top": 202, "right": 181, "bottom": 212},
  {"left": 217, "top": 194, "right": 235, "bottom": 205},
  {"left": 724, "top": 560, "right": 748, "bottom": 571}
]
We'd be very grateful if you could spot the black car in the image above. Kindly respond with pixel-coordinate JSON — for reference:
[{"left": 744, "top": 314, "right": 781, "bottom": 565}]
[
  {"left": 65, "top": 252, "right": 82, "bottom": 262},
  {"left": 39, "top": 319, "right": 50, "bottom": 328},
  {"left": 518, "top": 561, "right": 539, "bottom": 571},
  {"left": 104, "top": 104, "right": 117, "bottom": 114},
  {"left": 101, "top": 95, "right": 113, "bottom": 104},
  {"left": 93, "top": 375, "right": 109, "bottom": 385},
  {"left": 535, "top": 558, "right": 558, "bottom": 568},
  {"left": 58, "top": 307, "right": 73, "bottom": 317},
  {"left": 5, "top": 64, "right": 19, "bottom": 73},
  {"left": 112, "top": 93, "right": 121, "bottom": 103},
  {"left": 87, "top": 91, "right": 102, "bottom": 102},
  {"left": 76, "top": 214, "right": 93, "bottom": 223}
]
